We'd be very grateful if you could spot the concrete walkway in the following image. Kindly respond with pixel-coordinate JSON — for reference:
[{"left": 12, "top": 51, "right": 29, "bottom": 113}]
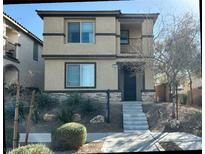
[
  {"left": 123, "top": 101, "right": 149, "bottom": 132},
  {"left": 100, "top": 131, "right": 202, "bottom": 152},
  {"left": 19, "top": 131, "right": 201, "bottom": 152}
]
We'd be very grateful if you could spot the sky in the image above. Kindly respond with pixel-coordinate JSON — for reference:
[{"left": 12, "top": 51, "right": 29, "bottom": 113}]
[{"left": 3, "top": 0, "right": 200, "bottom": 40}]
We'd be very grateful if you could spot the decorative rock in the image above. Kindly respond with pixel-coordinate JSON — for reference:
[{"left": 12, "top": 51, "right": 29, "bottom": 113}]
[
  {"left": 90, "top": 115, "right": 105, "bottom": 124},
  {"left": 142, "top": 92, "right": 156, "bottom": 102},
  {"left": 43, "top": 113, "right": 57, "bottom": 122},
  {"left": 168, "top": 119, "right": 180, "bottom": 129},
  {"left": 73, "top": 113, "right": 81, "bottom": 122}
]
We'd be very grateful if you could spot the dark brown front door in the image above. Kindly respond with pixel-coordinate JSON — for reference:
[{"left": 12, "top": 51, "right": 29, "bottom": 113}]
[{"left": 124, "top": 70, "right": 136, "bottom": 101}]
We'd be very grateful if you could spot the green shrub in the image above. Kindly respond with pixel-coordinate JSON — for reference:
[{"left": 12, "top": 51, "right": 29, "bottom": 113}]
[
  {"left": 35, "top": 93, "right": 57, "bottom": 110},
  {"left": 5, "top": 83, "right": 24, "bottom": 96},
  {"left": 179, "top": 94, "right": 188, "bottom": 105},
  {"left": 5, "top": 101, "right": 26, "bottom": 121},
  {"left": 5, "top": 127, "right": 19, "bottom": 150},
  {"left": 63, "top": 93, "right": 82, "bottom": 106},
  {"left": 52, "top": 122, "right": 87, "bottom": 150},
  {"left": 195, "top": 95, "right": 202, "bottom": 106},
  {"left": 58, "top": 108, "right": 73, "bottom": 123},
  {"left": 80, "top": 99, "right": 97, "bottom": 115},
  {"left": 8, "top": 144, "right": 53, "bottom": 154},
  {"left": 6, "top": 127, "right": 13, "bottom": 149},
  {"left": 193, "top": 111, "right": 202, "bottom": 128}
]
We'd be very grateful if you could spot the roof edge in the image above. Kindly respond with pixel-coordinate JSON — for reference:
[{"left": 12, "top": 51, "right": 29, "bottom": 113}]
[
  {"left": 36, "top": 10, "right": 122, "bottom": 19},
  {"left": 36, "top": 10, "right": 159, "bottom": 22}
]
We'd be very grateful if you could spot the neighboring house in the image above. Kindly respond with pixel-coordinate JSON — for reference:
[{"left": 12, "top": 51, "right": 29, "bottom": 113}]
[
  {"left": 37, "top": 10, "right": 159, "bottom": 102},
  {"left": 3, "top": 13, "right": 44, "bottom": 90}
]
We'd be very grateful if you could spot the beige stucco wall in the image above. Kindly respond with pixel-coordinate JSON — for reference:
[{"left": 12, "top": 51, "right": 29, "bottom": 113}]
[
  {"left": 43, "top": 16, "right": 117, "bottom": 55},
  {"left": 43, "top": 35, "right": 116, "bottom": 55},
  {"left": 144, "top": 63, "right": 155, "bottom": 89},
  {"left": 142, "top": 19, "right": 154, "bottom": 56},
  {"left": 44, "top": 59, "right": 118, "bottom": 91},
  {"left": 3, "top": 18, "right": 44, "bottom": 89}
]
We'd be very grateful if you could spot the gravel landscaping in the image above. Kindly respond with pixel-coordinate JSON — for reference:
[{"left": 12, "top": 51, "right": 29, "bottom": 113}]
[
  {"left": 54, "top": 141, "right": 103, "bottom": 154},
  {"left": 143, "top": 102, "right": 202, "bottom": 137},
  {"left": 159, "top": 142, "right": 183, "bottom": 151}
]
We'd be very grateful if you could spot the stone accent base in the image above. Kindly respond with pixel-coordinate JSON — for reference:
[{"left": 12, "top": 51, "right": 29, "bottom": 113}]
[
  {"left": 48, "top": 92, "right": 122, "bottom": 103},
  {"left": 142, "top": 91, "right": 156, "bottom": 102}
]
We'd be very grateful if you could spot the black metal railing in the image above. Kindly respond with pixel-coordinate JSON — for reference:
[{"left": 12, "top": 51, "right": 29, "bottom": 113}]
[
  {"left": 4, "top": 40, "right": 17, "bottom": 59},
  {"left": 106, "top": 89, "right": 110, "bottom": 123}
]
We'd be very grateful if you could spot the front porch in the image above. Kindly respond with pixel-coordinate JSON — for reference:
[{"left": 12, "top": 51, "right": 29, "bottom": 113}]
[
  {"left": 117, "top": 61, "right": 156, "bottom": 102},
  {"left": 118, "top": 62, "right": 144, "bottom": 101}
]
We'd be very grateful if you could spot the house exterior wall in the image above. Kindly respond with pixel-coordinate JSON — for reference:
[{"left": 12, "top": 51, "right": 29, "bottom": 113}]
[
  {"left": 39, "top": 11, "right": 158, "bottom": 101},
  {"left": 3, "top": 17, "right": 44, "bottom": 89},
  {"left": 43, "top": 17, "right": 117, "bottom": 55},
  {"left": 44, "top": 59, "right": 118, "bottom": 91}
]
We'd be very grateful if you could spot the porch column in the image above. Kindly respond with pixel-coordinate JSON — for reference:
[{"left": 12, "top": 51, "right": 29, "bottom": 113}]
[{"left": 141, "top": 19, "right": 156, "bottom": 102}]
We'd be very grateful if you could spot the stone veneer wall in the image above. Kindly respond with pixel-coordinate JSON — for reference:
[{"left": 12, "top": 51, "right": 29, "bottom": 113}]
[
  {"left": 141, "top": 91, "right": 156, "bottom": 102},
  {"left": 47, "top": 92, "right": 122, "bottom": 103}
]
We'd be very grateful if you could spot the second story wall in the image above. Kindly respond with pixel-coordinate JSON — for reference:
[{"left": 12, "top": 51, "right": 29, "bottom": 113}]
[{"left": 43, "top": 16, "right": 118, "bottom": 55}]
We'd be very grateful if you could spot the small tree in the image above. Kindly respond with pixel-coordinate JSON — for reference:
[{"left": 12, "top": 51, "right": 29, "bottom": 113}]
[{"left": 154, "top": 12, "right": 200, "bottom": 119}]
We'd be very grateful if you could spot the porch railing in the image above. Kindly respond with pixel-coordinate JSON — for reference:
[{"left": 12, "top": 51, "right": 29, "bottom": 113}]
[{"left": 4, "top": 40, "right": 17, "bottom": 59}]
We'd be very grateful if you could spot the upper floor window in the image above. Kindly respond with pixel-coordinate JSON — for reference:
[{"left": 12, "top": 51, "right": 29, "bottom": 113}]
[
  {"left": 68, "top": 22, "right": 94, "bottom": 43},
  {"left": 120, "top": 30, "right": 129, "bottom": 45},
  {"left": 33, "top": 41, "right": 38, "bottom": 61}
]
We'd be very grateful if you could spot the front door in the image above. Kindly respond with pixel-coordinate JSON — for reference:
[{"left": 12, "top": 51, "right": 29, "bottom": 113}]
[{"left": 124, "top": 70, "right": 136, "bottom": 101}]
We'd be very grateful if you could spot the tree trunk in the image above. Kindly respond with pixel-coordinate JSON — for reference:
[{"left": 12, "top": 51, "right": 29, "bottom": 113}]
[
  {"left": 24, "top": 90, "right": 36, "bottom": 145},
  {"left": 176, "top": 82, "right": 179, "bottom": 120},
  {"left": 13, "top": 82, "right": 20, "bottom": 149},
  {"left": 188, "top": 72, "right": 193, "bottom": 104},
  {"left": 168, "top": 82, "right": 172, "bottom": 102},
  {"left": 171, "top": 82, "right": 176, "bottom": 119}
]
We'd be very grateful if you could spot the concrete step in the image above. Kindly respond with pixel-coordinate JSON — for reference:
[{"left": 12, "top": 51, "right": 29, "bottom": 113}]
[
  {"left": 122, "top": 101, "right": 149, "bottom": 132},
  {"left": 123, "top": 104, "right": 142, "bottom": 107},
  {"left": 124, "top": 130, "right": 147, "bottom": 133},
  {"left": 123, "top": 107, "right": 143, "bottom": 110},
  {"left": 123, "top": 113, "right": 146, "bottom": 117},
  {"left": 123, "top": 101, "right": 142, "bottom": 104},
  {"left": 124, "top": 120, "right": 148, "bottom": 125},
  {"left": 123, "top": 110, "right": 144, "bottom": 113},
  {"left": 123, "top": 116, "right": 147, "bottom": 121},
  {"left": 124, "top": 125, "right": 148, "bottom": 130}
]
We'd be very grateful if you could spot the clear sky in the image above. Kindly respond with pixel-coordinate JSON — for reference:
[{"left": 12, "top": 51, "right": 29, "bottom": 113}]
[{"left": 3, "top": 0, "right": 200, "bottom": 40}]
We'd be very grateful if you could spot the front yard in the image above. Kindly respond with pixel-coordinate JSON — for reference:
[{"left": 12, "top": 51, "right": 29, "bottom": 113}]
[
  {"left": 143, "top": 102, "right": 202, "bottom": 137},
  {"left": 17, "top": 101, "right": 123, "bottom": 133}
]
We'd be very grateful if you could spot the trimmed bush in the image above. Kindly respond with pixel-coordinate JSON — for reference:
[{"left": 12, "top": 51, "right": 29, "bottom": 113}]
[
  {"left": 52, "top": 122, "right": 87, "bottom": 150},
  {"left": 8, "top": 144, "right": 53, "bottom": 154}
]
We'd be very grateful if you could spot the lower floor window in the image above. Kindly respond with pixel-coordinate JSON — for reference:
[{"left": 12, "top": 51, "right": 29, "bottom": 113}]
[{"left": 66, "top": 63, "right": 95, "bottom": 88}]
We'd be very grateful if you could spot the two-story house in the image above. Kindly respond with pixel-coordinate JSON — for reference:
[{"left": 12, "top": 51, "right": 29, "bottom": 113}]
[
  {"left": 3, "top": 13, "right": 44, "bottom": 90},
  {"left": 37, "top": 10, "right": 159, "bottom": 102}
]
